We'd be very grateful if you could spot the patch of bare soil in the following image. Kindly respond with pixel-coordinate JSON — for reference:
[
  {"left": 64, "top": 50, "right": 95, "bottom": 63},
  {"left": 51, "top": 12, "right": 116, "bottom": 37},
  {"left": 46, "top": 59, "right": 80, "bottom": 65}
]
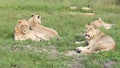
[
  {"left": 1, "top": 45, "right": 59, "bottom": 57},
  {"left": 67, "top": 55, "right": 86, "bottom": 68},
  {"left": 42, "top": 45, "right": 59, "bottom": 58},
  {"left": 10, "top": 45, "right": 41, "bottom": 52},
  {"left": 64, "top": 51, "right": 79, "bottom": 56},
  {"left": 63, "top": 50, "right": 86, "bottom": 68},
  {"left": 1, "top": 45, "right": 86, "bottom": 68},
  {"left": 103, "top": 60, "right": 116, "bottom": 68}
]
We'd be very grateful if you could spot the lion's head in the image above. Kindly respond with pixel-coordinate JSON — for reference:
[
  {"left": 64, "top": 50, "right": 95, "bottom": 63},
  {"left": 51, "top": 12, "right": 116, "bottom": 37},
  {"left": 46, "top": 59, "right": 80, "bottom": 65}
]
[
  {"left": 17, "top": 19, "right": 29, "bottom": 34},
  {"left": 85, "top": 24, "right": 101, "bottom": 39},
  {"left": 28, "top": 14, "right": 41, "bottom": 25}
]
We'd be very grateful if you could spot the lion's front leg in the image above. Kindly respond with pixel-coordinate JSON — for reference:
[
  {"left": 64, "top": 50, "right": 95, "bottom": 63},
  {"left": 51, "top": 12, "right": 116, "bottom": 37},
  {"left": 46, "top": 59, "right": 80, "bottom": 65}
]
[
  {"left": 29, "top": 35, "right": 41, "bottom": 41},
  {"left": 75, "top": 46, "right": 93, "bottom": 54},
  {"left": 75, "top": 44, "right": 94, "bottom": 54},
  {"left": 35, "top": 32, "right": 49, "bottom": 41},
  {"left": 26, "top": 32, "right": 41, "bottom": 41}
]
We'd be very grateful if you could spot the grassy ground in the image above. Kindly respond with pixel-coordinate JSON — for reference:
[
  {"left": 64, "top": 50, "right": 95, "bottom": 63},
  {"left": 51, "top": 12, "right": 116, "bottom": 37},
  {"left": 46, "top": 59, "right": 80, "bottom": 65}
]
[{"left": 0, "top": 0, "right": 120, "bottom": 68}]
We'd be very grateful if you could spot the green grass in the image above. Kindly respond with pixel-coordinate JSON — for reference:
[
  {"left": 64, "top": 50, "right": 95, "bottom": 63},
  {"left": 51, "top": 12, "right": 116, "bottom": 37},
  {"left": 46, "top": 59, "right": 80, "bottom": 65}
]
[{"left": 0, "top": 0, "right": 120, "bottom": 68}]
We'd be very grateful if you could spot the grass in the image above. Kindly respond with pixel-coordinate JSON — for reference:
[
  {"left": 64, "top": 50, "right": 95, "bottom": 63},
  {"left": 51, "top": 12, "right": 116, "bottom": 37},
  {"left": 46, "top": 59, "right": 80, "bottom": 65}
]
[{"left": 0, "top": 0, "right": 120, "bottom": 68}]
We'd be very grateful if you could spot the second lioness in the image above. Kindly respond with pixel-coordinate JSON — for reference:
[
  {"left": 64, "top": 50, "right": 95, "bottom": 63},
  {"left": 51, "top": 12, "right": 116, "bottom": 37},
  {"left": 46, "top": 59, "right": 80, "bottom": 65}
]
[
  {"left": 28, "top": 14, "right": 60, "bottom": 40},
  {"left": 87, "top": 18, "right": 114, "bottom": 29}
]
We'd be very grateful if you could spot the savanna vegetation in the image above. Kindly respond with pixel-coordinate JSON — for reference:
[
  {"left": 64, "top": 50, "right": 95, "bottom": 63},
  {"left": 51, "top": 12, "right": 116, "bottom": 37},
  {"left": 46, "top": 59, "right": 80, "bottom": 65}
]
[{"left": 0, "top": 0, "right": 120, "bottom": 68}]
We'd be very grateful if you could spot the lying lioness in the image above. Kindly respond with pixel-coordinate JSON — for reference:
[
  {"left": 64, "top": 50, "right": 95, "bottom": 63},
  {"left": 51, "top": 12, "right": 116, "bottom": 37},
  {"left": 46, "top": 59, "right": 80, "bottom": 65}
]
[
  {"left": 75, "top": 25, "right": 116, "bottom": 54},
  {"left": 14, "top": 19, "right": 48, "bottom": 41},
  {"left": 87, "top": 18, "right": 114, "bottom": 29},
  {"left": 75, "top": 18, "right": 114, "bottom": 44},
  {"left": 28, "top": 14, "right": 60, "bottom": 40}
]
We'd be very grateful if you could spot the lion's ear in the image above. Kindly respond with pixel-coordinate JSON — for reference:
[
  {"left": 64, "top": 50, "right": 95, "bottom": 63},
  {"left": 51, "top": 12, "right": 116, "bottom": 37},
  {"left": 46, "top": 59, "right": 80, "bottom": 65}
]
[
  {"left": 38, "top": 16, "right": 40, "bottom": 18},
  {"left": 38, "top": 15, "right": 41, "bottom": 19},
  {"left": 18, "top": 20, "right": 22, "bottom": 23},
  {"left": 98, "top": 17, "right": 102, "bottom": 20},
  {"left": 87, "top": 23, "right": 90, "bottom": 25},
  {"left": 98, "top": 17, "right": 103, "bottom": 22},
  {"left": 31, "top": 14, "right": 33, "bottom": 17}
]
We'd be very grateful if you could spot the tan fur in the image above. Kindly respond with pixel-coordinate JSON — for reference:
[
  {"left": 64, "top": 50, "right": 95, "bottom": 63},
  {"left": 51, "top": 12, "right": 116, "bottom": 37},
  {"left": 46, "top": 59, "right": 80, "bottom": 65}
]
[
  {"left": 28, "top": 14, "right": 60, "bottom": 40},
  {"left": 75, "top": 25, "right": 116, "bottom": 54},
  {"left": 14, "top": 19, "right": 48, "bottom": 41},
  {"left": 87, "top": 18, "right": 114, "bottom": 29}
]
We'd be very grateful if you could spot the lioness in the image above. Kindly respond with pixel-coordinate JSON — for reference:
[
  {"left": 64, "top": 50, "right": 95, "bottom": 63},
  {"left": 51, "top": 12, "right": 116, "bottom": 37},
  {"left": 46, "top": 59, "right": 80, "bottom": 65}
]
[
  {"left": 88, "top": 18, "right": 114, "bottom": 29},
  {"left": 75, "top": 18, "right": 114, "bottom": 44},
  {"left": 28, "top": 14, "right": 60, "bottom": 40},
  {"left": 14, "top": 19, "right": 48, "bottom": 41},
  {"left": 75, "top": 25, "right": 116, "bottom": 54}
]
